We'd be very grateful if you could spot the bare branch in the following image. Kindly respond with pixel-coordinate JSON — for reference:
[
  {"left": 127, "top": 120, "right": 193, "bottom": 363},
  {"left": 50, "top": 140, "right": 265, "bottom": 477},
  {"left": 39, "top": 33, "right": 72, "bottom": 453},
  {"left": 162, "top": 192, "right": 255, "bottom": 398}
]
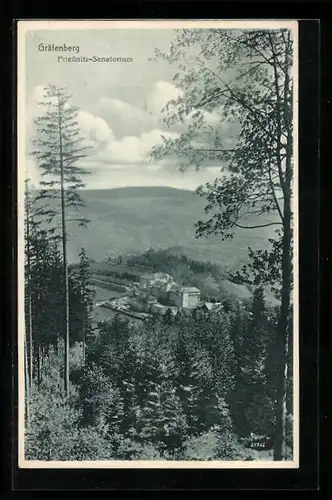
[{"left": 235, "top": 222, "right": 283, "bottom": 229}]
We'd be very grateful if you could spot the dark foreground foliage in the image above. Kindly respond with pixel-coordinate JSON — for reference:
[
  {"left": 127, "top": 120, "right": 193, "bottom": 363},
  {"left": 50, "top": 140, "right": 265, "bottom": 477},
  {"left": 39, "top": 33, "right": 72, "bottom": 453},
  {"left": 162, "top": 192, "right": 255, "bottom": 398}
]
[{"left": 25, "top": 303, "right": 293, "bottom": 461}]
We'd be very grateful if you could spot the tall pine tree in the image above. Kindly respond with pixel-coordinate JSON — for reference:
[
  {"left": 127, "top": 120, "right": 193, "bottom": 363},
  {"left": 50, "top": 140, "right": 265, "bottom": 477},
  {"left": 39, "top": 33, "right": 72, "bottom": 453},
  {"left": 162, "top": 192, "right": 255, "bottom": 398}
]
[{"left": 31, "top": 85, "right": 91, "bottom": 396}]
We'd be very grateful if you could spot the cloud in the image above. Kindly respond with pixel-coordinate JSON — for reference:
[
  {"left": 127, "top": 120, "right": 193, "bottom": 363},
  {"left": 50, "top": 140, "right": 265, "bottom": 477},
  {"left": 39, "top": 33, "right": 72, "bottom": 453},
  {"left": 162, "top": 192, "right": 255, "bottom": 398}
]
[
  {"left": 97, "top": 97, "right": 158, "bottom": 137},
  {"left": 96, "top": 81, "right": 184, "bottom": 137},
  {"left": 26, "top": 85, "right": 181, "bottom": 169},
  {"left": 94, "top": 81, "right": 226, "bottom": 148},
  {"left": 70, "top": 104, "right": 180, "bottom": 168},
  {"left": 147, "top": 80, "right": 183, "bottom": 115},
  {"left": 93, "top": 128, "right": 179, "bottom": 166},
  {"left": 77, "top": 111, "right": 114, "bottom": 144}
]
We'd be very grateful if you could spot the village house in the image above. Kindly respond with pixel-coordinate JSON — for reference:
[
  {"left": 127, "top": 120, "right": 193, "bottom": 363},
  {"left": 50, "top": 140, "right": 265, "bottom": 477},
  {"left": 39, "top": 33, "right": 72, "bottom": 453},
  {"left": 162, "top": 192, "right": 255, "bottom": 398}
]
[
  {"left": 199, "top": 302, "right": 223, "bottom": 314},
  {"left": 192, "top": 301, "right": 224, "bottom": 319},
  {"left": 177, "top": 287, "right": 201, "bottom": 309},
  {"left": 138, "top": 272, "right": 201, "bottom": 310},
  {"left": 139, "top": 272, "right": 172, "bottom": 290}
]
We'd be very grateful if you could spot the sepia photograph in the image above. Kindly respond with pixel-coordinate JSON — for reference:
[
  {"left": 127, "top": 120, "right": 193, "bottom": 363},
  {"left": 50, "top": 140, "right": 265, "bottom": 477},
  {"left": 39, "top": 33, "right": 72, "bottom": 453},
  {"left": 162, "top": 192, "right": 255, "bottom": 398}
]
[{"left": 17, "top": 20, "right": 299, "bottom": 468}]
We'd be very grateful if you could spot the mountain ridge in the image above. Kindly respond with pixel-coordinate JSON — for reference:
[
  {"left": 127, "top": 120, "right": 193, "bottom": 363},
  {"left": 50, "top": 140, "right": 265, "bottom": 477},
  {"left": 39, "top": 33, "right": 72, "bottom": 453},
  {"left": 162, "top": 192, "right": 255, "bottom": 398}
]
[{"left": 33, "top": 185, "right": 278, "bottom": 270}]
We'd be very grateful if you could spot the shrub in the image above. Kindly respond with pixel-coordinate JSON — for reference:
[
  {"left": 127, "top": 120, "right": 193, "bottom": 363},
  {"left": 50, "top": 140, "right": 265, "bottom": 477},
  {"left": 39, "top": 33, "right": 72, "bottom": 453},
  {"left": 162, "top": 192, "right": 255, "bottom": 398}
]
[
  {"left": 25, "top": 383, "right": 118, "bottom": 461},
  {"left": 26, "top": 385, "right": 83, "bottom": 460},
  {"left": 115, "top": 437, "right": 170, "bottom": 460},
  {"left": 181, "top": 429, "right": 220, "bottom": 460}
]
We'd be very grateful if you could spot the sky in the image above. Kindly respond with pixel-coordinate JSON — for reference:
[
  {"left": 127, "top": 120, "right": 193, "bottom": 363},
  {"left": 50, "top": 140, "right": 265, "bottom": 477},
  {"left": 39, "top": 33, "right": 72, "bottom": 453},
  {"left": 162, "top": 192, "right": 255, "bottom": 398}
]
[{"left": 24, "top": 27, "right": 228, "bottom": 190}]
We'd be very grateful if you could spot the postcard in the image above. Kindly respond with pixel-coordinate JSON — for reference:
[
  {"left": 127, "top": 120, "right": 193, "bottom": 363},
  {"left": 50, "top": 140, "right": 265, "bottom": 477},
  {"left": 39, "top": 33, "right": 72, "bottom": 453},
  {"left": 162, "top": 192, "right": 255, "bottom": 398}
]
[{"left": 17, "top": 19, "right": 299, "bottom": 469}]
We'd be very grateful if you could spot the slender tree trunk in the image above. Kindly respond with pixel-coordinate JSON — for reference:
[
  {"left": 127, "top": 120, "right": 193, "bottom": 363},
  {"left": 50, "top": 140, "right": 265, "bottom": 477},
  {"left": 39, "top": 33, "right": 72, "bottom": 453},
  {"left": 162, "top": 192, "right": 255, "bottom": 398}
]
[
  {"left": 82, "top": 293, "right": 86, "bottom": 364},
  {"left": 58, "top": 97, "right": 70, "bottom": 398},
  {"left": 37, "top": 344, "right": 41, "bottom": 389},
  {"left": 24, "top": 181, "right": 31, "bottom": 422},
  {"left": 273, "top": 39, "right": 293, "bottom": 460},
  {"left": 28, "top": 297, "right": 33, "bottom": 388},
  {"left": 274, "top": 174, "right": 292, "bottom": 461},
  {"left": 55, "top": 332, "right": 59, "bottom": 354},
  {"left": 25, "top": 183, "right": 34, "bottom": 388},
  {"left": 62, "top": 191, "right": 70, "bottom": 398},
  {"left": 269, "top": 35, "right": 293, "bottom": 461},
  {"left": 81, "top": 273, "right": 87, "bottom": 363},
  {"left": 24, "top": 327, "right": 30, "bottom": 425},
  {"left": 41, "top": 345, "right": 45, "bottom": 368}
]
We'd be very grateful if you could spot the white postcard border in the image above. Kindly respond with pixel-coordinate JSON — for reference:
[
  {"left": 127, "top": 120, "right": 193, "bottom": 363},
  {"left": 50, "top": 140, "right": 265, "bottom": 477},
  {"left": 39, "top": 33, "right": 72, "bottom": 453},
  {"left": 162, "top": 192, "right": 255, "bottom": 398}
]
[{"left": 17, "top": 19, "right": 299, "bottom": 469}]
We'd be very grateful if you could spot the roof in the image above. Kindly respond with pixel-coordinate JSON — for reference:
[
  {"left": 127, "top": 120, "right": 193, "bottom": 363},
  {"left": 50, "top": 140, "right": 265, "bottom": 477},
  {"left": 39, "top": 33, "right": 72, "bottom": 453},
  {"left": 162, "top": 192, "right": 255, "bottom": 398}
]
[
  {"left": 141, "top": 272, "right": 171, "bottom": 281},
  {"left": 151, "top": 303, "right": 168, "bottom": 312},
  {"left": 180, "top": 287, "right": 200, "bottom": 293},
  {"left": 202, "top": 302, "right": 223, "bottom": 313},
  {"left": 140, "top": 273, "right": 156, "bottom": 280},
  {"left": 154, "top": 272, "right": 171, "bottom": 280}
]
